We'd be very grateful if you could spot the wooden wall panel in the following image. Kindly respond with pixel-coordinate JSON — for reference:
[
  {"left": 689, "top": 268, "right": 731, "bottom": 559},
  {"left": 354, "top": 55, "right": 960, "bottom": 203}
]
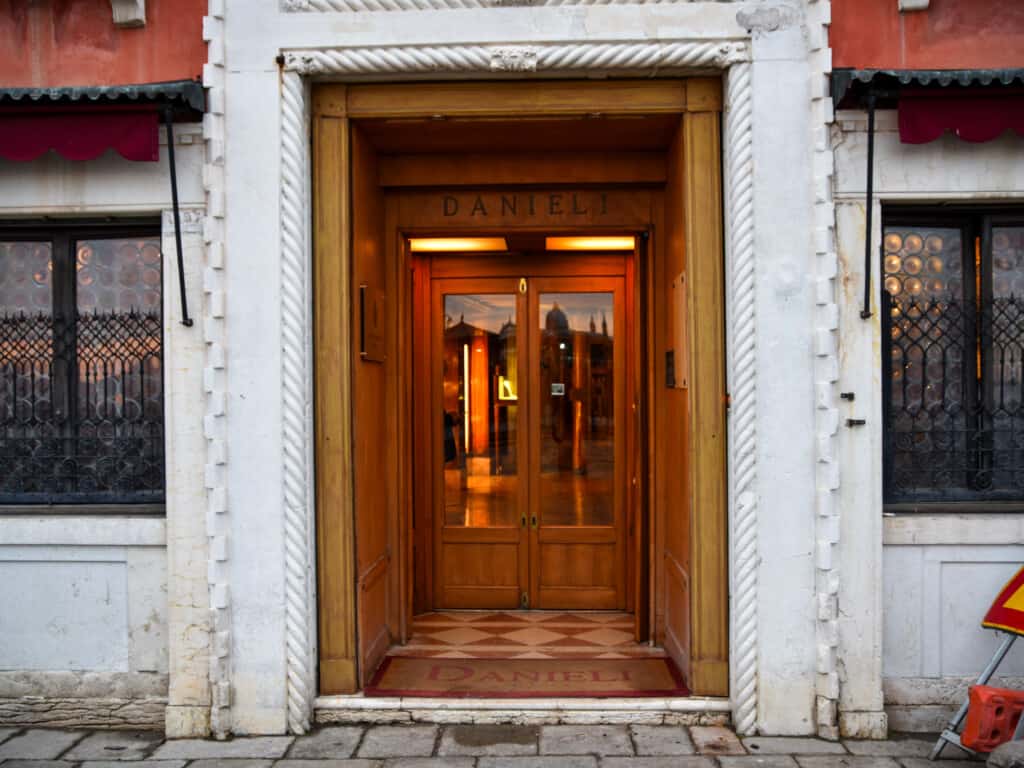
[
  {"left": 683, "top": 106, "right": 729, "bottom": 697},
  {"left": 657, "top": 116, "right": 693, "bottom": 684},
  {"left": 312, "top": 87, "right": 357, "bottom": 695},
  {"left": 351, "top": 124, "right": 392, "bottom": 687}
]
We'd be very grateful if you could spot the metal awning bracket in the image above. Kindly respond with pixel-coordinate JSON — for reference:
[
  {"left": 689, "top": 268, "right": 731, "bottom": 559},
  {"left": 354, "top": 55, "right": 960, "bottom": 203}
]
[
  {"left": 163, "top": 105, "right": 194, "bottom": 328},
  {"left": 861, "top": 90, "right": 877, "bottom": 320}
]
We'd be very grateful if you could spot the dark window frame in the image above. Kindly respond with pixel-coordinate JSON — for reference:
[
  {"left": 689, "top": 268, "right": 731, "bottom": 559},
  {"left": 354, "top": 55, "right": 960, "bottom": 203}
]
[
  {"left": 0, "top": 218, "right": 166, "bottom": 511},
  {"left": 882, "top": 204, "right": 1024, "bottom": 511}
]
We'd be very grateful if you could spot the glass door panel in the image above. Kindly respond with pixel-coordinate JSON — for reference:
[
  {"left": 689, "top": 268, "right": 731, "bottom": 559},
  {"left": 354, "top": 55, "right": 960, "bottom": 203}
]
[
  {"left": 442, "top": 292, "right": 520, "bottom": 528},
  {"left": 537, "top": 292, "right": 615, "bottom": 527},
  {"left": 529, "top": 277, "right": 626, "bottom": 610},
  {"left": 433, "top": 279, "right": 527, "bottom": 609}
]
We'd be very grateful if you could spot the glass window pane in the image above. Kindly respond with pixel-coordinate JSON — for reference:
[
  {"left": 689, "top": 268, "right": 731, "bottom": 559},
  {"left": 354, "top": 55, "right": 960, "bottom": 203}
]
[
  {"left": 0, "top": 241, "right": 55, "bottom": 496},
  {"left": 75, "top": 237, "right": 164, "bottom": 499},
  {"left": 883, "top": 226, "right": 969, "bottom": 501},
  {"left": 986, "top": 226, "right": 1024, "bottom": 493},
  {"left": 442, "top": 293, "right": 518, "bottom": 527},
  {"left": 538, "top": 292, "right": 614, "bottom": 526}
]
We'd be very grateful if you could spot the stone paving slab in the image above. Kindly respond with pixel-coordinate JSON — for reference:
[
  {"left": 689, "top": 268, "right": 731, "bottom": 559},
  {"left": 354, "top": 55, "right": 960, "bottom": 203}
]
[
  {"left": 356, "top": 727, "right": 437, "bottom": 759},
  {"left": 540, "top": 726, "right": 632, "bottom": 756},
  {"left": 277, "top": 761, "right": 380, "bottom": 768},
  {"left": 0, "top": 761, "right": 78, "bottom": 768},
  {"left": 601, "top": 758, "right": 716, "bottom": 767},
  {"left": 899, "top": 759, "right": 982, "bottom": 767},
  {"left": 381, "top": 759, "right": 474, "bottom": 768},
  {"left": 0, "top": 730, "right": 22, "bottom": 747},
  {"left": 743, "top": 738, "right": 848, "bottom": 755},
  {"left": 65, "top": 731, "right": 163, "bottom": 761},
  {"left": 152, "top": 739, "right": 293, "bottom": 760},
  {"left": 81, "top": 762, "right": 187, "bottom": 768},
  {"left": 718, "top": 757, "right": 800, "bottom": 768},
  {"left": 287, "top": 729, "right": 364, "bottom": 760},
  {"left": 690, "top": 726, "right": 746, "bottom": 756},
  {"left": 438, "top": 725, "right": 537, "bottom": 757},
  {"left": 0, "top": 730, "right": 86, "bottom": 760},
  {"left": 844, "top": 739, "right": 934, "bottom": 758},
  {"left": 187, "top": 760, "right": 275, "bottom": 768},
  {"left": 478, "top": 758, "right": 598, "bottom": 768},
  {"left": 629, "top": 725, "right": 695, "bottom": 756},
  {"left": 795, "top": 757, "right": 900, "bottom": 768}
]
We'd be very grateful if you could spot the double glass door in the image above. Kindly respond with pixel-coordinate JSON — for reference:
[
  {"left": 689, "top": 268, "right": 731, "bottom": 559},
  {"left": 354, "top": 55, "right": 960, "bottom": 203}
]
[{"left": 431, "top": 273, "right": 626, "bottom": 610}]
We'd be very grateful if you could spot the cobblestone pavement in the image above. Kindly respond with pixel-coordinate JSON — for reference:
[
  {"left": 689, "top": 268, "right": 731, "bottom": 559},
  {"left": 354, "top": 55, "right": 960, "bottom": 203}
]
[{"left": 0, "top": 725, "right": 985, "bottom": 767}]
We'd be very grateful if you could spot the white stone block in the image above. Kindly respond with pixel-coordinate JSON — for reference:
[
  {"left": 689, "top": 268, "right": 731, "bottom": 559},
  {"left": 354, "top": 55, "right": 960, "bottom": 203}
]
[
  {"left": 817, "top": 644, "right": 836, "bottom": 674},
  {"left": 819, "top": 671, "right": 840, "bottom": 700},
  {"left": 212, "top": 583, "right": 230, "bottom": 610},
  {"left": 819, "top": 408, "right": 839, "bottom": 436},
  {"left": 816, "top": 382, "right": 834, "bottom": 409}
]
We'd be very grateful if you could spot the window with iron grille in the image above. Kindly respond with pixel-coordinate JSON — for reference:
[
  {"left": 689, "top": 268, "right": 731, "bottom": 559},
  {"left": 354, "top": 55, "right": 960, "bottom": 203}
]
[
  {"left": 883, "top": 208, "right": 1024, "bottom": 505},
  {"left": 0, "top": 223, "right": 164, "bottom": 506}
]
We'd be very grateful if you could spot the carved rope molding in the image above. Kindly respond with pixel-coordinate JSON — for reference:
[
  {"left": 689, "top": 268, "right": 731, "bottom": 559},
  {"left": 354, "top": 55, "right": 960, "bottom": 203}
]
[
  {"left": 277, "top": 39, "right": 756, "bottom": 731},
  {"left": 282, "top": 0, "right": 720, "bottom": 12},
  {"left": 281, "top": 70, "right": 316, "bottom": 736},
  {"left": 724, "top": 61, "right": 757, "bottom": 737},
  {"left": 282, "top": 40, "right": 748, "bottom": 75}
]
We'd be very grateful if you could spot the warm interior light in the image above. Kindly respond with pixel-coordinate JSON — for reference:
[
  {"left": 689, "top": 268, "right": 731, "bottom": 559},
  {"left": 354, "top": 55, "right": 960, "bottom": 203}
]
[
  {"left": 409, "top": 237, "right": 508, "bottom": 252},
  {"left": 545, "top": 236, "right": 636, "bottom": 251}
]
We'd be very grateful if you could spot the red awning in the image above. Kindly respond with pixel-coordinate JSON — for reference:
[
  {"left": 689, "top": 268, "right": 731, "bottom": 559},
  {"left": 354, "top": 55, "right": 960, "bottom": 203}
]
[
  {"left": 899, "top": 94, "right": 1024, "bottom": 144},
  {"left": 0, "top": 109, "right": 159, "bottom": 162}
]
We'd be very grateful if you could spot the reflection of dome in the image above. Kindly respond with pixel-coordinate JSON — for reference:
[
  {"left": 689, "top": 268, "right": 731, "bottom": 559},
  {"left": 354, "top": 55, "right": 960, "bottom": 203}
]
[
  {"left": 499, "top": 316, "right": 516, "bottom": 338},
  {"left": 545, "top": 302, "right": 569, "bottom": 333}
]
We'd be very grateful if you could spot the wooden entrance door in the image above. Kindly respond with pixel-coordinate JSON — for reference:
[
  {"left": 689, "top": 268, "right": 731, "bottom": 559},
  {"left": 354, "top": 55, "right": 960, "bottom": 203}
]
[
  {"left": 529, "top": 277, "right": 626, "bottom": 610},
  {"left": 429, "top": 267, "right": 627, "bottom": 610}
]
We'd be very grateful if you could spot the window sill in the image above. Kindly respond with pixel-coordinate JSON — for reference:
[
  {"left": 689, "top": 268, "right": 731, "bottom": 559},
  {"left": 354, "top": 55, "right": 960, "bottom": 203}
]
[
  {"left": 884, "top": 502, "right": 1024, "bottom": 516},
  {"left": 883, "top": 509, "right": 1024, "bottom": 546},
  {"left": 0, "top": 503, "right": 164, "bottom": 516},
  {"left": 0, "top": 514, "right": 167, "bottom": 547}
]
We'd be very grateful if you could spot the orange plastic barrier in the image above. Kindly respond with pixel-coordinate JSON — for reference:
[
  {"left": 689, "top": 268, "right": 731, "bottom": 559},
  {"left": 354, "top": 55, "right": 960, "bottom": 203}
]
[{"left": 961, "top": 685, "right": 1024, "bottom": 752}]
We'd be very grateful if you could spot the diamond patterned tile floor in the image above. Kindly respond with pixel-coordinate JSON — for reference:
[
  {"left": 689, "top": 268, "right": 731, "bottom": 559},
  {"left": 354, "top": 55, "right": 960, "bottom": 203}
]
[{"left": 388, "top": 610, "right": 666, "bottom": 659}]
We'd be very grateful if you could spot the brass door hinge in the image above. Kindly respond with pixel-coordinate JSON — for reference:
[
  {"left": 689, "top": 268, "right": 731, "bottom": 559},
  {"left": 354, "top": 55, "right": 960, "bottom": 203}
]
[{"left": 521, "top": 592, "right": 530, "bottom": 609}]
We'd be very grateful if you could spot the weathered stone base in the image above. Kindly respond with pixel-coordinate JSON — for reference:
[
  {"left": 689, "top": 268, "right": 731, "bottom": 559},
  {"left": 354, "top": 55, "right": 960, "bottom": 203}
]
[
  {"left": 0, "top": 697, "right": 167, "bottom": 729},
  {"left": 884, "top": 675, "right": 1024, "bottom": 733},
  {"left": 839, "top": 710, "right": 888, "bottom": 739},
  {"left": 316, "top": 706, "right": 731, "bottom": 727},
  {"left": 885, "top": 704, "right": 951, "bottom": 733},
  {"left": 165, "top": 704, "right": 211, "bottom": 739}
]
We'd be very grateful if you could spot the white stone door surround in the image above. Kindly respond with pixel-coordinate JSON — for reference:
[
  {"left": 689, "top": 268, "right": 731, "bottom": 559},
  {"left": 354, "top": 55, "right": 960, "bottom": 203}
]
[{"left": 276, "top": 38, "right": 759, "bottom": 735}]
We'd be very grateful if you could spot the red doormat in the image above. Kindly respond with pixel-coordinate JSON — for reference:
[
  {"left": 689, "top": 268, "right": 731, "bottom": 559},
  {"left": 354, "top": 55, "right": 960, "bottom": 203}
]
[{"left": 365, "top": 656, "right": 689, "bottom": 698}]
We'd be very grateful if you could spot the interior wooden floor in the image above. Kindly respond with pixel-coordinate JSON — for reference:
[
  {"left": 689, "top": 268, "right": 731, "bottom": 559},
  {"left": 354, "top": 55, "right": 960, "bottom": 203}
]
[{"left": 389, "top": 611, "right": 664, "bottom": 660}]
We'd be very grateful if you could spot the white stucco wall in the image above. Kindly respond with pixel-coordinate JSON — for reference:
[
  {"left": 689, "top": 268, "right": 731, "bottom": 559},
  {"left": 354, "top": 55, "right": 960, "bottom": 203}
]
[
  {"left": 219, "top": 0, "right": 828, "bottom": 736},
  {"left": 0, "top": 131, "right": 208, "bottom": 729},
  {"left": 833, "top": 108, "right": 1024, "bottom": 732}
]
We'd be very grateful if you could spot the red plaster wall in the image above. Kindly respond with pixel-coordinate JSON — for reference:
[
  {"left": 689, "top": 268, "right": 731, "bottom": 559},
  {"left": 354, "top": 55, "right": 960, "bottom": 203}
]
[
  {"left": 832, "top": 0, "right": 1024, "bottom": 70},
  {"left": 0, "top": 0, "right": 206, "bottom": 88}
]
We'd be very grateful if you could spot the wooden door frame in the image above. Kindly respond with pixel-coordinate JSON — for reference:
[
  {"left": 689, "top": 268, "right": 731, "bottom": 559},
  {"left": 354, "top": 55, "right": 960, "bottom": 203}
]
[
  {"left": 414, "top": 258, "right": 634, "bottom": 613},
  {"left": 311, "top": 79, "right": 729, "bottom": 696},
  {"left": 402, "top": 221, "right": 644, "bottom": 622}
]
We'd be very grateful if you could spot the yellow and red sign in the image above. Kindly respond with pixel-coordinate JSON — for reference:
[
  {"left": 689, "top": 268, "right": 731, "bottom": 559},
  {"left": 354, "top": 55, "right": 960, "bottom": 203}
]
[{"left": 983, "top": 566, "right": 1024, "bottom": 636}]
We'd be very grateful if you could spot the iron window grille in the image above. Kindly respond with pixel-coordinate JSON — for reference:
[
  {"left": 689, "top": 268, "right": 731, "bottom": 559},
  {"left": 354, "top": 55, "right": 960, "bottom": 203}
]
[
  {"left": 0, "top": 223, "right": 164, "bottom": 506},
  {"left": 883, "top": 207, "right": 1024, "bottom": 505}
]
